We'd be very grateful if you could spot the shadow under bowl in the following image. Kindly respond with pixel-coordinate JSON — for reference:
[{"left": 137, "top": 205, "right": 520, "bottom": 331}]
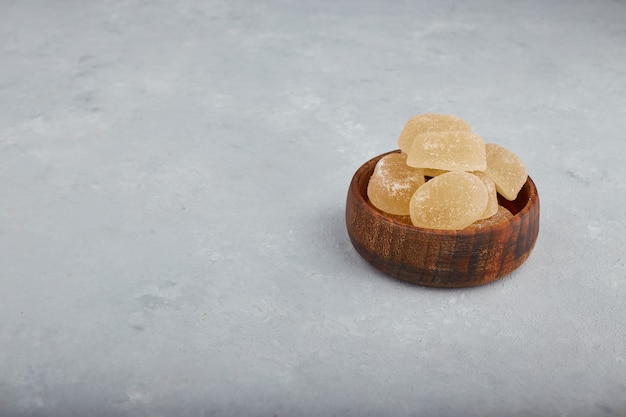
[{"left": 345, "top": 150, "right": 540, "bottom": 288}]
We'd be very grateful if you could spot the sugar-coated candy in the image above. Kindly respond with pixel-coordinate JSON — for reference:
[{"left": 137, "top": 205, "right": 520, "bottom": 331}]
[
  {"left": 472, "top": 171, "right": 499, "bottom": 220},
  {"left": 484, "top": 143, "right": 527, "bottom": 201},
  {"left": 409, "top": 171, "right": 488, "bottom": 230},
  {"left": 406, "top": 131, "right": 487, "bottom": 172},
  {"left": 366, "top": 114, "right": 530, "bottom": 230},
  {"left": 467, "top": 205, "right": 514, "bottom": 229},
  {"left": 397, "top": 114, "right": 472, "bottom": 154},
  {"left": 367, "top": 153, "right": 425, "bottom": 216}
]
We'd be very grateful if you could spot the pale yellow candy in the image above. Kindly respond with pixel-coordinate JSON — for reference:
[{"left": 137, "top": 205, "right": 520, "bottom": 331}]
[
  {"left": 367, "top": 153, "right": 425, "bottom": 216},
  {"left": 467, "top": 205, "right": 514, "bottom": 229},
  {"left": 406, "top": 131, "right": 487, "bottom": 172},
  {"left": 397, "top": 114, "right": 472, "bottom": 154},
  {"left": 472, "top": 171, "right": 499, "bottom": 220},
  {"left": 409, "top": 171, "right": 488, "bottom": 230},
  {"left": 484, "top": 143, "right": 528, "bottom": 201}
]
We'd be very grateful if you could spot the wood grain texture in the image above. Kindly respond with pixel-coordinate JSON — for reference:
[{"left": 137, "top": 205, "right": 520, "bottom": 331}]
[{"left": 345, "top": 150, "right": 540, "bottom": 288}]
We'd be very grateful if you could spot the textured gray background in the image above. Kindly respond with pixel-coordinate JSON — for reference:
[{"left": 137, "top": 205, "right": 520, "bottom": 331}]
[{"left": 1, "top": 0, "right": 625, "bottom": 416}]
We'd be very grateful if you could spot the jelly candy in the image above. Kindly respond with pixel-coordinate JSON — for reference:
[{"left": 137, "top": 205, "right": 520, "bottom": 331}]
[
  {"left": 472, "top": 171, "right": 499, "bottom": 220},
  {"left": 367, "top": 153, "right": 425, "bottom": 215},
  {"left": 406, "top": 131, "right": 487, "bottom": 172},
  {"left": 467, "top": 205, "right": 513, "bottom": 229},
  {"left": 409, "top": 171, "right": 488, "bottom": 230},
  {"left": 366, "top": 114, "right": 529, "bottom": 230},
  {"left": 484, "top": 143, "right": 527, "bottom": 201},
  {"left": 397, "top": 114, "right": 472, "bottom": 154}
]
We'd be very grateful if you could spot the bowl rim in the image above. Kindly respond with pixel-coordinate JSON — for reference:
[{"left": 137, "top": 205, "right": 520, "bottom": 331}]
[{"left": 352, "top": 149, "right": 538, "bottom": 236}]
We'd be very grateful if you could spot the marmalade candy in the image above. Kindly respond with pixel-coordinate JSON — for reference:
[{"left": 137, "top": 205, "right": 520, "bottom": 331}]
[
  {"left": 409, "top": 171, "right": 488, "bottom": 230},
  {"left": 406, "top": 131, "right": 487, "bottom": 172},
  {"left": 397, "top": 114, "right": 472, "bottom": 154},
  {"left": 367, "top": 153, "right": 425, "bottom": 215},
  {"left": 366, "top": 113, "right": 529, "bottom": 230},
  {"left": 484, "top": 143, "right": 527, "bottom": 201},
  {"left": 472, "top": 171, "right": 499, "bottom": 220},
  {"left": 467, "top": 205, "right": 514, "bottom": 229}
]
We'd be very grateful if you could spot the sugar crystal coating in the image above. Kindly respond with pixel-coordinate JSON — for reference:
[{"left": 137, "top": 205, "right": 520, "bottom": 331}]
[
  {"left": 397, "top": 114, "right": 472, "bottom": 154},
  {"left": 367, "top": 153, "right": 425, "bottom": 215},
  {"left": 484, "top": 143, "right": 528, "bottom": 201},
  {"left": 409, "top": 171, "right": 488, "bottom": 230},
  {"left": 406, "top": 131, "right": 487, "bottom": 172},
  {"left": 472, "top": 171, "right": 499, "bottom": 219}
]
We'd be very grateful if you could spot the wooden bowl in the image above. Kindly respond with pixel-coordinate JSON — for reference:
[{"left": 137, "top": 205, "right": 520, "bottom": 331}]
[{"left": 345, "top": 150, "right": 540, "bottom": 288}]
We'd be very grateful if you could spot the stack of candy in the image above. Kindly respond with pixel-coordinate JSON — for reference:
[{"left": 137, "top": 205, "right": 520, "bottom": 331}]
[{"left": 367, "top": 114, "right": 527, "bottom": 230}]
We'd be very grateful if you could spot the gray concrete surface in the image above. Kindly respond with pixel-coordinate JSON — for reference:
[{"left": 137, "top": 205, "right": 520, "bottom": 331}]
[{"left": 1, "top": 0, "right": 625, "bottom": 416}]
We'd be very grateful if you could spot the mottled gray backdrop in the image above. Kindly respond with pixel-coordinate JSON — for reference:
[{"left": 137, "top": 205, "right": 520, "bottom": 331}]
[{"left": 1, "top": 0, "right": 625, "bottom": 416}]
